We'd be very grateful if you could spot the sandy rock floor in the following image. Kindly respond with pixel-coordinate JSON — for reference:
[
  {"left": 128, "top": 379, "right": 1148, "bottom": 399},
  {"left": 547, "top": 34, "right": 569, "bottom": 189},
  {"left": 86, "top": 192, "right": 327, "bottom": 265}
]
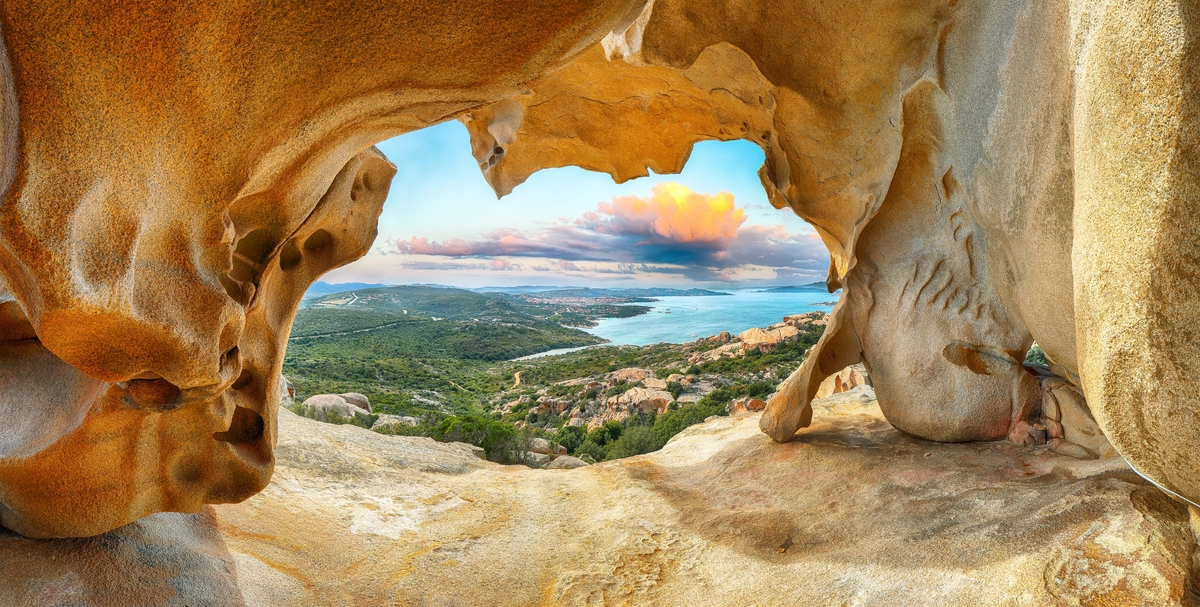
[{"left": 2, "top": 387, "right": 1196, "bottom": 606}]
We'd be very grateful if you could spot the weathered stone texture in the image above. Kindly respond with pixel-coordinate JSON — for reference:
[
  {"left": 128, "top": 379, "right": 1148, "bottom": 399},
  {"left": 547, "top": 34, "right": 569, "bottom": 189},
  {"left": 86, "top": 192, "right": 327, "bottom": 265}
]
[
  {"left": 0, "top": 0, "right": 1196, "bottom": 579},
  {"left": 2, "top": 392, "right": 1195, "bottom": 606},
  {"left": 463, "top": 0, "right": 1200, "bottom": 517},
  {"left": 0, "top": 0, "right": 641, "bottom": 538}
]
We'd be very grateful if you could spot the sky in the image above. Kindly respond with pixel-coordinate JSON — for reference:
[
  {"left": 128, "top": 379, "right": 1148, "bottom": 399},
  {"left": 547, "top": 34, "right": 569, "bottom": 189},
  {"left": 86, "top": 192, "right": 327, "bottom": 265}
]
[{"left": 322, "top": 120, "right": 830, "bottom": 288}]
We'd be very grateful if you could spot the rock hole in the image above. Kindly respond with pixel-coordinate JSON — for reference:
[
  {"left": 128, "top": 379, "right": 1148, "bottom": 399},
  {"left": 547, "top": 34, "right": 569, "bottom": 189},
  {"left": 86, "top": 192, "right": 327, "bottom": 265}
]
[
  {"left": 303, "top": 229, "right": 332, "bottom": 253},
  {"left": 278, "top": 238, "right": 302, "bottom": 271},
  {"left": 493, "top": 145, "right": 504, "bottom": 155},
  {"left": 1024, "top": 343, "right": 1047, "bottom": 365},
  {"left": 232, "top": 369, "right": 253, "bottom": 390},
  {"left": 213, "top": 406, "right": 265, "bottom": 446},
  {"left": 230, "top": 228, "right": 274, "bottom": 282}
]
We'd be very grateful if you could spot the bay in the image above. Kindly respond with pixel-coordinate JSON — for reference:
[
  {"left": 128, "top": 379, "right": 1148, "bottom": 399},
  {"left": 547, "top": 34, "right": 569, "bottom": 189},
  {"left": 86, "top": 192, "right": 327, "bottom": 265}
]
[{"left": 583, "top": 288, "right": 839, "bottom": 346}]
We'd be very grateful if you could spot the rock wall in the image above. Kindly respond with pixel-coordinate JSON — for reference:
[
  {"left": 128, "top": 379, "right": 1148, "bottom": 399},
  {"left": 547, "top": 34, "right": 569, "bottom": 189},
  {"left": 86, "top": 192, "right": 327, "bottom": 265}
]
[
  {"left": 0, "top": 1, "right": 642, "bottom": 537},
  {"left": 0, "top": 0, "right": 1197, "bottom": 546},
  {"left": 461, "top": 0, "right": 1200, "bottom": 519}
]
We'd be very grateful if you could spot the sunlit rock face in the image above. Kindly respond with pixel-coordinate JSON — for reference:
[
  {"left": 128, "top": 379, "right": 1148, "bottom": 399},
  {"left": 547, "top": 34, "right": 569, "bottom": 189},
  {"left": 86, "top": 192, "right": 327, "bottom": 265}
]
[
  {"left": 0, "top": 148, "right": 395, "bottom": 538},
  {"left": 5, "top": 394, "right": 1194, "bottom": 606},
  {"left": 464, "top": 0, "right": 1200, "bottom": 513},
  {"left": 0, "top": 0, "right": 641, "bottom": 537},
  {"left": 0, "top": 0, "right": 1196, "bottom": 545}
]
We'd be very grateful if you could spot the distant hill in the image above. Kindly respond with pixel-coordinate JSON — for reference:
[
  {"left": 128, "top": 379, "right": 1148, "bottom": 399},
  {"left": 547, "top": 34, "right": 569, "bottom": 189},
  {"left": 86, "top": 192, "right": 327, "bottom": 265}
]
[
  {"left": 471, "top": 285, "right": 582, "bottom": 294},
  {"left": 284, "top": 285, "right": 657, "bottom": 410},
  {"left": 304, "top": 282, "right": 390, "bottom": 299},
  {"left": 516, "top": 287, "right": 731, "bottom": 298},
  {"left": 756, "top": 282, "right": 833, "bottom": 293}
]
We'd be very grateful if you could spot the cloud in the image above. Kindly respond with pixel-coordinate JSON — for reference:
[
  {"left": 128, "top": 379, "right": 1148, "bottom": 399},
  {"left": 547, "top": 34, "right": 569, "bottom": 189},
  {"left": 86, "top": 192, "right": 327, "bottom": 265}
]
[
  {"left": 586, "top": 183, "right": 744, "bottom": 243},
  {"left": 387, "top": 182, "right": 829, "bottom": 283},
  {"left": 391, "top": 229, "right": 604, "bottom": 261}
]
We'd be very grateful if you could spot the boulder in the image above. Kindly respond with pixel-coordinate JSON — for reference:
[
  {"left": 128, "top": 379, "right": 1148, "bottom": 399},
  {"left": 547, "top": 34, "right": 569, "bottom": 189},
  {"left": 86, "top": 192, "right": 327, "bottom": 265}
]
[
  {"left": 688, "top": 341, "right": 744, "bottom": 365},
  {"left": 1042, "top": 381, "right": 1117, "bottom": 459},
  {"left": 783, "top": 311, "right": 828, "bottom": 328},
  {"left": 338, "top": 393, "right": 371, "bottom": 413},
  {"left": 372, "top": 415, "right": 421, "bottom": 433},
  {"left": 704, "top": 331, "right": 734, "bottom": 344},
  {"left": 617, "top": 387, "right": 674, "bottom": 415},
  {"left": 500, "top": 395, "right": 531, "bottom": 414},
  {"left": 725, "top": 396, "right": 767, "bottom": 416},
  {"left": 298, "top": 394, "right": 363, "bottom": 424},
  {"left": 643, "top": 377, "right": 668, "bottom": 390},
  {"left": 545, "top": 455, "right": 589, "bottom": 469},
  {"left": 815, "top": 364, "right": 869, "bottom": 399},
  {"left": 534, "top": 397, "right": 571, "bottom": 416},
  {"left": 737, "top": 325, "right": 799, "bottom": 352},
  {"left": 529, "top": 438, "right": 553, "bottom": 455},
  {"left": 523, "top": 452, "right": 550, "bottom": 468},
  {"left": 279, "top": 375, "right": 296, "bottom": 409}
]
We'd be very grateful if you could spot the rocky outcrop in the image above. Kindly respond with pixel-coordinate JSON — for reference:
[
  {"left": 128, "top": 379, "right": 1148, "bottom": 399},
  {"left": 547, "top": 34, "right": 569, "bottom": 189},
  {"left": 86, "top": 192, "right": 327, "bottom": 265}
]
[
  {"left": 687, "top": 341, "right": 744, "bottom": 365},
  {"left": 338, "top": 393, "right": 371, "bottom": 413},
  {"left": 458, "top": 0, "right": 1200, "bottom": 515},
  {"left": 0, "top": 0, "right": 643, "bottom": 538},
  {"left": 3, "top": 392, "right": 1194, "bottom": 605},
  {"left": 737, "top": 325, "right": 799, "bottom": 352},
  {"left": 0, "top": 147, "right": 397, "bottom": 539},
  {"left": 725, "top": 396, "right": 767, "bottom": 416},
  {"left": 533, "top": 397, "right": 572, "bottom": 416},
  {"left": 278, "top": 376, "right": 296, "bottom": 410},
  {"left": 590, "top": 387, "right": 676, "bottom": 430},
  {"left": 0, "top": 0, "right": 1197, "bottom": 548},
  {"left": 815, "top": 364, "right": 869, "bottom": 399},
  {"left": 529, "top": 437, "right": 553, "bottom": 455}
]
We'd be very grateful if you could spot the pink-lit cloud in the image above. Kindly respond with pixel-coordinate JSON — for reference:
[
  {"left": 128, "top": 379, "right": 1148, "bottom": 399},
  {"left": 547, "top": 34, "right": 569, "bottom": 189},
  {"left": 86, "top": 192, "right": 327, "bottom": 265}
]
[
  {"left": 585, "top": 183, "right": 745, "bottom": 244},
  {"left": 386, "top": 182, "right": 829, "bottom": 282}
]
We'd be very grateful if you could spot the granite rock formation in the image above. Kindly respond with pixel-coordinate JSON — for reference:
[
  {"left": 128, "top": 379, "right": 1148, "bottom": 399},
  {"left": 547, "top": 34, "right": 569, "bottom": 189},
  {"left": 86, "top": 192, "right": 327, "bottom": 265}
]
[
  {"left": 0, "top": 0, "right": 1194, "bottom": 564},
  {"left": 815, "top": 364, "right": 869, "bottom": 400},
  {"left": 461, "top": 0, "right": 1200, "bottom": 530},
  {"left": 0, "top": 147, "right": 395, "bottom": 538},
  {"left": 295, "top": 393, "right": 370, "bottom": 424},
  {"left": 0, "top": 0, "right": 643, "bottom": 537},
  {"left": 1, "top": 389, "right": 1195, "bottom": 606}
]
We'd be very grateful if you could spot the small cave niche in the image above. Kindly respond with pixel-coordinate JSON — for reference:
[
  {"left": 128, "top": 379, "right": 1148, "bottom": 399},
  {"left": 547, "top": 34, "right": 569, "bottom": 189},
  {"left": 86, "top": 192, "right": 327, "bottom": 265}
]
[{"left": 213, "top": 405, "right": 265, "bottom": 446}]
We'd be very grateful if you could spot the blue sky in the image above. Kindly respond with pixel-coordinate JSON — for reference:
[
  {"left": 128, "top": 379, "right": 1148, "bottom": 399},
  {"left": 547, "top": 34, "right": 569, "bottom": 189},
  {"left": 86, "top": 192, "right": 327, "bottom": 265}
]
[{"left": 323, "top": 121, "right": 830, "bottom": 288}]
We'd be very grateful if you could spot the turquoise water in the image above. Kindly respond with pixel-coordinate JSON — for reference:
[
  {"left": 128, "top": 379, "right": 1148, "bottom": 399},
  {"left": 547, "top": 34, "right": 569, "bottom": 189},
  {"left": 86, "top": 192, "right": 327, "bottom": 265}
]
[{"left": 584, "top": 288, "right": 838, "bottom": 346}]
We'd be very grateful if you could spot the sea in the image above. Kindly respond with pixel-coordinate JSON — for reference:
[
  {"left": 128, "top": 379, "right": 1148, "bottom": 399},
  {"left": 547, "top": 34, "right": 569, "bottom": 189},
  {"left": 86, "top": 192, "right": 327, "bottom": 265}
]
[{"left": 514, "top": 288, "right": 839, "bottom": 359}]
